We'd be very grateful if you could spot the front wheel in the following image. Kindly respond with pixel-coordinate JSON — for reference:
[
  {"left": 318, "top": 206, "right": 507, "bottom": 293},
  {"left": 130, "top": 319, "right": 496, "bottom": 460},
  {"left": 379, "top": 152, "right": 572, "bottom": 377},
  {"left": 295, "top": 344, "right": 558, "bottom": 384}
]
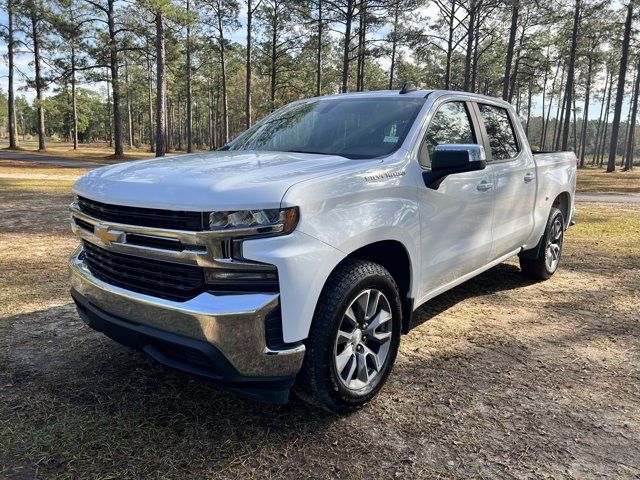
[
  {"left": 519, "top": 207, "right": 565, "bottom": 280},
  {"left": 294, "top": 260, "right": 402, "bottom": 413}
]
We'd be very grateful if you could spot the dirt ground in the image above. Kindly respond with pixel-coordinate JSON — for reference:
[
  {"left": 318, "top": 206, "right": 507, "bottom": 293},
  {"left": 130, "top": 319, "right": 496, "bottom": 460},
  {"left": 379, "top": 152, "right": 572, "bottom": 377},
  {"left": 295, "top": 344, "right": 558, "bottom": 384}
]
[
  {"left": 0, "top": 166, "right": 639, "bottom": 479},
  {"left": 0, "top": 140, "right": 157, "bottom": 164}
]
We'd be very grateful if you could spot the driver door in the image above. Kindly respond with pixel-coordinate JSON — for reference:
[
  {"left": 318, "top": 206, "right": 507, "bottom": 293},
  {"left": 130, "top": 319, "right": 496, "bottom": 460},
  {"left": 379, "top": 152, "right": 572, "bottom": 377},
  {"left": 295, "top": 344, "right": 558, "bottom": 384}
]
[{"left": 417, "top": 100, "right": 495, "bottom": 298}]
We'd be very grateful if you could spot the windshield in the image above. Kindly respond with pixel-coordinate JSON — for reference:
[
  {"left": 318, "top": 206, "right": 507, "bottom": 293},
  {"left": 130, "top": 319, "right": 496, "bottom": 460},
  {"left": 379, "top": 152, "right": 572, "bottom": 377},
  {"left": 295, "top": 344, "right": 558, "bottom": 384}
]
[{"left": 226, "top": 97, "right": 425, "bottom": 159}]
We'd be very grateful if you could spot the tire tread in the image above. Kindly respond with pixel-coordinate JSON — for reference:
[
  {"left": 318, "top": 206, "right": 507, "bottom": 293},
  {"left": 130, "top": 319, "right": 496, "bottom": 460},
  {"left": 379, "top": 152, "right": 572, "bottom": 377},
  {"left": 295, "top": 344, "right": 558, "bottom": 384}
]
[{"left": 294, "top": 259, "right": 401, "bottom": 413}]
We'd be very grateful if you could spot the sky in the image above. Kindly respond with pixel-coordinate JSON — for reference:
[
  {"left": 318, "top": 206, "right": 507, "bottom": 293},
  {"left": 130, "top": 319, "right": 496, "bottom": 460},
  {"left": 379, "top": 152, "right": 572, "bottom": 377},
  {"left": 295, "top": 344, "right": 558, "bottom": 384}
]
[{"left": 0, "top": 5, "right": 633, "bottom": 123}]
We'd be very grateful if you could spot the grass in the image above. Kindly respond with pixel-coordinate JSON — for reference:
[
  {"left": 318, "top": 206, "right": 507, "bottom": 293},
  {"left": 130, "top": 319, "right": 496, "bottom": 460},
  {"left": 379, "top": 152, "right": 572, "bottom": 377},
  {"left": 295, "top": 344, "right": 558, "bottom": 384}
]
[
  {"left": 577, "top": 167, "right": 640, "bottom": 194},
  {"left": 1, "top": 139, "right": 170, "bottom": 164},
  {"left": 1, "top": 168, "right": 640, "bottom": 479}
]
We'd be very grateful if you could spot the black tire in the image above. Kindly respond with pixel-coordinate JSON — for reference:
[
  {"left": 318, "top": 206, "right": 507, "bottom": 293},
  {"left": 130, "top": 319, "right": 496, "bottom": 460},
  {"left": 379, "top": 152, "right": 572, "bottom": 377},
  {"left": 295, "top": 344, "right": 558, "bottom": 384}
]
[
  {"left": 294, "top": 259, "right": 402, "bottom": 414},
  {"left": 519, "top": 207, "right": 565, "bottom": 280}
]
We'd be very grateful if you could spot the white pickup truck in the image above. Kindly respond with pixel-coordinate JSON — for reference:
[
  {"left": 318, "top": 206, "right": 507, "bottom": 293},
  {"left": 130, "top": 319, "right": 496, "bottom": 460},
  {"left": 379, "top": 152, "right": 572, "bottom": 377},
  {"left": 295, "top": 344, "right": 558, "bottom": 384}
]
[{"left": 69, "top": 88, "right": 576, "bottom": 412}]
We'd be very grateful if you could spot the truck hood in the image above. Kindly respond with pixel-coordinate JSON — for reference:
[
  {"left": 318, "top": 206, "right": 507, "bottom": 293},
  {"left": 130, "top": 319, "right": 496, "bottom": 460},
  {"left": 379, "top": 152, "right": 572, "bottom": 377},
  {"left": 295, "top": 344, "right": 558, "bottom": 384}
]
[{"left": 73, "top": 151, "right": 371, "bottom": 211}]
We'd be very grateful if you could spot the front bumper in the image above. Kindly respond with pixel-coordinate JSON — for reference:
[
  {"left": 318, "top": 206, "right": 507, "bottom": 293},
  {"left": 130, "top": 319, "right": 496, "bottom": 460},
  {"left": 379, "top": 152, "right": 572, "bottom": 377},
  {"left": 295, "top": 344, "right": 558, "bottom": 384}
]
[{"left": 69, "top": 250, "right": 305, "bottom": 403}]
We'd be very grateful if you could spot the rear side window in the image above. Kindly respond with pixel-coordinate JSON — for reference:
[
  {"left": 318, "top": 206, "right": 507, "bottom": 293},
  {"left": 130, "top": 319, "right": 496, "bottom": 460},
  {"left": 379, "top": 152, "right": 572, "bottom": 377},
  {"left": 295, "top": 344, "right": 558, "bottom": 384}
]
[
  {"left": 478, "top": 104, "right": 519, "bottom": 160},
  {"left": 420, "top": 101, "right": 476, "bottom": 168}
]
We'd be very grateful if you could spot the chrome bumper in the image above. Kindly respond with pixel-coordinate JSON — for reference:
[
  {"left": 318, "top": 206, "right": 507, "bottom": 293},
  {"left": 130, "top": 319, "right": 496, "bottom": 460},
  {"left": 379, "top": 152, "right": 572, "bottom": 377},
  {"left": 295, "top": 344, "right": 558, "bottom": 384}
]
[{"left": 69, "top": 250, "right": 305, "bottom": 378}]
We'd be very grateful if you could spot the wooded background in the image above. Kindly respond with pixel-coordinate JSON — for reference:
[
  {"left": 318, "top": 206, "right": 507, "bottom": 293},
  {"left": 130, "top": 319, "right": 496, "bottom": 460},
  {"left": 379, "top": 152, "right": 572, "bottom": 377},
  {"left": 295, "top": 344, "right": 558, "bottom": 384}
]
[{"left": 0, "top": 0, "right": 638, "bottom": 171}]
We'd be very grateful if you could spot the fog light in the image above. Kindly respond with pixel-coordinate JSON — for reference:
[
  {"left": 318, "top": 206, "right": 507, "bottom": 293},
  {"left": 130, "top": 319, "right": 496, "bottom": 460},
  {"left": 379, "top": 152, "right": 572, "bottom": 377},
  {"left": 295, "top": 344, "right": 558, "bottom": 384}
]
[{"left": 204, "top": 268, "right": 278, "bottom": 284}]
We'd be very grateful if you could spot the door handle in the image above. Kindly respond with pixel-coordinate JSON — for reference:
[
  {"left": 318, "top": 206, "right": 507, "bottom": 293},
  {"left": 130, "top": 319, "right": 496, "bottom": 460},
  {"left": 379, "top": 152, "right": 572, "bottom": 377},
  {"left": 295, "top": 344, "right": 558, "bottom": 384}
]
[
  {"left": 524, "top": 172, "right": 535, "bottom": 183},
  {"left": 477, "top": 181, "right": 493, "bottom": 192}
]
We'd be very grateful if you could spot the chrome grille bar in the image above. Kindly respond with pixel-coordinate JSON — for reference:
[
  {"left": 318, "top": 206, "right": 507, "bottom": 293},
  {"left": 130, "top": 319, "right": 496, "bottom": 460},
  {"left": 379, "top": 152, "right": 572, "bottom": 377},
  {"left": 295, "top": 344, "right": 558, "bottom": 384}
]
[{"left": 69, "top": 202, "right": 272, "bottom": 270}]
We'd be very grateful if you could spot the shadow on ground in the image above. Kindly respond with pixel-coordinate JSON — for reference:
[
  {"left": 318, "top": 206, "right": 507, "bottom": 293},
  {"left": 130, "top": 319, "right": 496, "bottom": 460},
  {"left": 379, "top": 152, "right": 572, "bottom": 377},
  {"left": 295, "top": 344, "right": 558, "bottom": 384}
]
[{"left": 410, "top": 263, "right": 538, "bottom": 330}]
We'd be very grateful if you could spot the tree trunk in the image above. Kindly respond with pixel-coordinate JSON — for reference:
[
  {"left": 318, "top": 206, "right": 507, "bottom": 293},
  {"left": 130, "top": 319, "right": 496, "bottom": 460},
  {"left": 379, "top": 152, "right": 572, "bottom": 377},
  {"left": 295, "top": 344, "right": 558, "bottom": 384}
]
[
  {"left": 341, "top": 0, "right": 355, "bottom": 93},
  {"left": 538, "top": 47, "right": 551, "bottom": 148},
  {"left": 316, "top": 0, "right": 323, "bottom": 95},
  {"left": 270, "top": 13, "right": 277, "bottom": 109},
  {"left": 502, "top": 1, "right": 519, "bottom": 100},
  {"left": 624, "top": 81, "right": 635, "bottom": 165},
  {"left": 246, "top": 0, "right": 253, "bottom": 128},
  {"left": 7, "top": 0, "right": 18, "bottom": 149},
  {"left": 555, "top": 94, "right": 565, "bottom": 151},
  {"left": 525, "top": 80, "right": 533, "bottom": 137},
  {"left": 214, "top": 85, "right": 219, "bottom": 148},
  {"left": 607, "top": 0, "right": 634, "bottom": 172},
  {"left": 176, "top": 95, "right": 181, "bottom": 150},
  {"left": 155, "top": 11, "right": 167, "bottom": 157},
  {"left": 106, "top": 68, "right": 113, "bottom": 147},
  {"left": 170, "top": 92, "right": 175, "bottom": 152},
  {"left": 208, "top": 80, "right": 214, "bottom": 149},
  {"left": 463, "top": 0, "right": 476, "bottom": 91},
  {"left": 356, "top": 0, "right": 366, "bottom": 92},
  {"left": 572, "top": 95, "right": 578, "bottom": 151},
  {"left": 218, "top": 14, "right": 229, "bottom": 143},
  {"left": 624, "top": 56, "right": 640, "bottom": 170},
  {"left": 471, "top": 9, "right": 481, "bottom": 92},
  {"left": 108, "top": 0, "right": 123, "bottom": 156},
  {"left": 561, "top": 0, "right": 581, "bottom": 151},
  {"left": 186, "top": 0, "right": 193, "bottom": 151},
  {"left": 31, "top": 14, "right": 46, "bottom": 151},
  {"left": 599, "top": 72, "right": 614, "bottom": 166},
  {"left": 592, "top": 67, "right": 609, "bottom": 164},
  {"left": 125, "top": 56, "right": 134, "bottom": 148},
  {"left": 508, "top": 28, "right": 525, "bottom": 103},
  {"left": 579, "top": 53, "right": 593, "bottom": 167},
  {"left": 194, "top": 100, "right": 199, "bottom": 148},
  {"left": 145, "top": 40, "right": 155, "bottom": 152},
  {"left": 71, "top": 44, "right": 79, "bottom": 149},
  {"left": 541, "top": 60, "right": 561, "bottom": 150},
  {"left": 621, "top": 67, "right": 636, "bottom": 165},
  {"left": 553, "top": 63, "right": 567, "bottom": 151},
  {"left": 388, "top": 2, "right": 398, "bottom": 89},
  {"left": 444, "top": 0, "right": 456, "bottom": 89}
]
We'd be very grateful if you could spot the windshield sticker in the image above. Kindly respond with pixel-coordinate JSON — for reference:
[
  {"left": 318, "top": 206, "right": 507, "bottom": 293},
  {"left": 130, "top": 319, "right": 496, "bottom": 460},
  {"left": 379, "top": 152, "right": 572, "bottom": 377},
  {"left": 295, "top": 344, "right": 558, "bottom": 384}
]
[{"left": 383, "top": 135, "right": 399, "bottom": 143}]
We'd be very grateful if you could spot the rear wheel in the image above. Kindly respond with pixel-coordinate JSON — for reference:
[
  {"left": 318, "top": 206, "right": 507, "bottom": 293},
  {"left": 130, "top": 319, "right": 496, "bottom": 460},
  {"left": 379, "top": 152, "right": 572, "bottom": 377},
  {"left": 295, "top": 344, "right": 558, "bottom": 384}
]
[
  {"left": 519, "top": 207, "right": 565, "bottom": 280},
  {"left": 295, "top": 260, "right": 402, "bottom": 413}
]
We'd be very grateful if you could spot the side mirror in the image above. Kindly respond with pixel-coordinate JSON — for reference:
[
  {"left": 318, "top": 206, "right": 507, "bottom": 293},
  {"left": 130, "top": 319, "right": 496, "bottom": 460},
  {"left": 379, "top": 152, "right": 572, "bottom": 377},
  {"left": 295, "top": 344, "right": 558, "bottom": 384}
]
[{"left": 423, "top": 144, "right": 487, "bottom": 190}]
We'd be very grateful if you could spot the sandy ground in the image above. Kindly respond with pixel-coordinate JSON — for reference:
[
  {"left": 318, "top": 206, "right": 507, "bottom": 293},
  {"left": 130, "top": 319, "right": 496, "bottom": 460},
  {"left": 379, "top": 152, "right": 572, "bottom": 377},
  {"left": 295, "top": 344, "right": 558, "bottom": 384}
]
[{"left": 0, "top": 168, "right": 639, "bottom": 479}]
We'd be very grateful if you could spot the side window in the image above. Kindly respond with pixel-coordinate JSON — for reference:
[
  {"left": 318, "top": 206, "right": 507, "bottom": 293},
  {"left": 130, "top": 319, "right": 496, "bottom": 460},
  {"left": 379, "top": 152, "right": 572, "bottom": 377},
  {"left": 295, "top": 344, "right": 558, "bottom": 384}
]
[
  {"left": 478, "top": 104, "right": 519, "bottom": 160},
  {"left": 420, "top": 102, "right": 476, "bottom": 168}
]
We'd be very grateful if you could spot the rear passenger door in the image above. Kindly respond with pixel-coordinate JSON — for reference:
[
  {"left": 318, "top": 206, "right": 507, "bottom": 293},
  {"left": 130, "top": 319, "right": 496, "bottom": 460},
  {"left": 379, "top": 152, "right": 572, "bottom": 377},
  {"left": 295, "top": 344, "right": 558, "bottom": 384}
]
[{"left": 473, "top": 102, "right": 536, "bottom": 260}]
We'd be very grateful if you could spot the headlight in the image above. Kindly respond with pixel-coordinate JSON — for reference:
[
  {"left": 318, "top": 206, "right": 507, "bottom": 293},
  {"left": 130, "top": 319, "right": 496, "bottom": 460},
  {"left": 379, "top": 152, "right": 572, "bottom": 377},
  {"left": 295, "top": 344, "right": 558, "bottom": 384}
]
[{"left": 208, "top": 207, "right": 299, "bottom": 235}]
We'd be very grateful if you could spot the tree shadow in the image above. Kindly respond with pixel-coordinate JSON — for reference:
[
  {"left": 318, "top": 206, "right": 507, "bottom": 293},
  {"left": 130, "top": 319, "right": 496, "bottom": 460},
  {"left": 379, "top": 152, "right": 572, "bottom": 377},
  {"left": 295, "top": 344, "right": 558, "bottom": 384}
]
[{"left": 410, "top": 262, "right": 537, "bottom": 330}]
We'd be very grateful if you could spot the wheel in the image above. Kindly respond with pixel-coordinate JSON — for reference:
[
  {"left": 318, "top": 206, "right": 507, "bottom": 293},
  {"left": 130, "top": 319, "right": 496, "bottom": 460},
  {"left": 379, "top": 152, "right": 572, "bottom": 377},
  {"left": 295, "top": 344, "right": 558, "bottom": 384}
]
[
  {"left": 519, "top": 207, "right": 565, "bottom": 280},
  {"left": 294, "top": 259, "right": 402, "bottom": 413}
]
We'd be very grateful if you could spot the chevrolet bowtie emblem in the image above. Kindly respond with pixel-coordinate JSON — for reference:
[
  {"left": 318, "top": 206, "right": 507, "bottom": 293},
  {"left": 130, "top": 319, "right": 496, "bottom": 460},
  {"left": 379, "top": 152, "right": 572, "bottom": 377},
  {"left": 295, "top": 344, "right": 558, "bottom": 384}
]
[{"left": 94, "top": 224, "right": 124, "bottom": 244}]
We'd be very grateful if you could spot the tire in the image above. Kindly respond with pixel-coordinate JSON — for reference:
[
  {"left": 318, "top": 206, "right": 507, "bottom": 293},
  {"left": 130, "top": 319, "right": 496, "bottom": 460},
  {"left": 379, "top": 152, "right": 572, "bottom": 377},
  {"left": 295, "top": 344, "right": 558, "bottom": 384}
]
[
  {"left": 519, "top": 207, "right": 565, "bottom": 280},
  {"left": 294, "top": 259, "right": 402, "bottom": 414}
]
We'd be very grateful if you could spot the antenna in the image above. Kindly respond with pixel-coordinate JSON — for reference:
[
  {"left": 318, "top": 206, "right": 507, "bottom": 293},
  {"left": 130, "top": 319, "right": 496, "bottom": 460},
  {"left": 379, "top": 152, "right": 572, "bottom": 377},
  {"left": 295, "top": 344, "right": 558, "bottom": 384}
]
[{"left": 399, "top": 82, "right": 417, "bottom": 94}]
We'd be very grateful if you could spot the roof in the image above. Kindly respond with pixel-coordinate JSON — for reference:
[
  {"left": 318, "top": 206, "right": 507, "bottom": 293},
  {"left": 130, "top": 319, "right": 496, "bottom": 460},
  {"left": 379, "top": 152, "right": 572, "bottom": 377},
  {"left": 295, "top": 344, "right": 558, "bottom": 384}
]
[
  {"left": 299, "top": 89, "right": 514, "bottom": 111},
  {"left": 311, "top": 89, "right": 433, "bottom": 101}
]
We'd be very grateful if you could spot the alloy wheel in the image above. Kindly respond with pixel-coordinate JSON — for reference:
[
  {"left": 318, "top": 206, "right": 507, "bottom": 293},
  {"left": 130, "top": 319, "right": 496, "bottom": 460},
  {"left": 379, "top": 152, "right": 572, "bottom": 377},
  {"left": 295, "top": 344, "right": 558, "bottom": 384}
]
[
  {"left": 545, "top": 216, "right": 564, "bottom": 273},
  {"left": 333, "top": 289, "right": 393, "bottom": 391}
]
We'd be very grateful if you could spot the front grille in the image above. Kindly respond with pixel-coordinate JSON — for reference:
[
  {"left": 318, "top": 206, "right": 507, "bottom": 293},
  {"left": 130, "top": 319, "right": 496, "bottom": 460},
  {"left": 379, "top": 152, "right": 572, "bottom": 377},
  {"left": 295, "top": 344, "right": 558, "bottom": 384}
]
[
  {"left": 77, "top": 196, "right": 204, "bottom": 231},
  {"left": 82, "top": 241, "right": 205, "bottom": 301},
  {"left": 74, "top": 217, "right": 94, "bottom": 233},
  {"left": 125, "top": 233, "right": 186, "bottom": 252}
]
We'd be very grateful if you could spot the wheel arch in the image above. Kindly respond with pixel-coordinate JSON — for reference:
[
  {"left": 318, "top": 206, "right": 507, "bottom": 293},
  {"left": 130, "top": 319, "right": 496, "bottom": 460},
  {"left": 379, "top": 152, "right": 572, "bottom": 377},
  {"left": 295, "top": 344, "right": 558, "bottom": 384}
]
[
  {"left": 330, "top": 239, "right": 415, "bottom": 334},
  {"left": 552, "top": 191, "right": 572, "bottom": 227}
]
